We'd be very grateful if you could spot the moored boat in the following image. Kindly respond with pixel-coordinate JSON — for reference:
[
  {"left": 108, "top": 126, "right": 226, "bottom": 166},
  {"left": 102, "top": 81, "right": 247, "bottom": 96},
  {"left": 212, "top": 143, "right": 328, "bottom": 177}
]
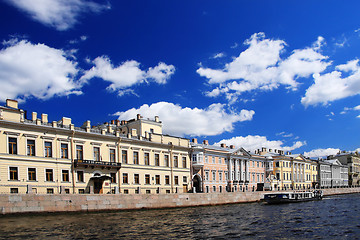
[{"left": 262, "top": 190, "right": 323, "bottom": 204}]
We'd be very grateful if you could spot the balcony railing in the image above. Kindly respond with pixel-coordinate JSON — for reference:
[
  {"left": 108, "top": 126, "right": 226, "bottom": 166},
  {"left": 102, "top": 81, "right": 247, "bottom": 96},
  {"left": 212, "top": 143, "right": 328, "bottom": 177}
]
[{"left": 74, "top": 159, "right": 121, "bottom": 169}]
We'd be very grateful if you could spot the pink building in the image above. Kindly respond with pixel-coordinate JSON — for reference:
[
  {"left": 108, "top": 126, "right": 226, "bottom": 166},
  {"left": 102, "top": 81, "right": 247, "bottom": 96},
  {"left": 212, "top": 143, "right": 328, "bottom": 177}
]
[{"left": 191, "top": 139, "right": 266, "bottom": 193}]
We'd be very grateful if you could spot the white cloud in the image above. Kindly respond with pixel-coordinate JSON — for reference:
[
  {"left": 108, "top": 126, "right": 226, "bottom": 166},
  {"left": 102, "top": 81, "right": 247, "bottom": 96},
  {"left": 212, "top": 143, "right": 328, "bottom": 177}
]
[
  {"left": 197, "top": 33, "right": 330, "bottom": 103},
  {"left": 5, "top": 0, "right": 110, "bottom": 31},
  {"left": 303, "top": 148, "right": 340, "bottom": 158},
  {"left": 113, "top": 102, "right": 255, "bottom": 137},
  {"left": 81, "top": 56, "right": 175, "bottom": 96},
  {"left": 301, "top": 59, "right": 360, "bottom": 106},
  {"left": 0, "top": 39, "right": 81, "bottom": 101},
  {"left": 212, "top": 52, "right": 225, "bottom": 59},
  {"left": 214, "top": 135, "right": 306, "bottom": 152}
]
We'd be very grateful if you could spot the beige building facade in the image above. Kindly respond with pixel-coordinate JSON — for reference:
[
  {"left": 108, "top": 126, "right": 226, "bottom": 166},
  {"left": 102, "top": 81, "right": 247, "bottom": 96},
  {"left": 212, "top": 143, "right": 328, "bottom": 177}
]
[{"left": 0, "top": 99, "right": 190, "bottom": 194}]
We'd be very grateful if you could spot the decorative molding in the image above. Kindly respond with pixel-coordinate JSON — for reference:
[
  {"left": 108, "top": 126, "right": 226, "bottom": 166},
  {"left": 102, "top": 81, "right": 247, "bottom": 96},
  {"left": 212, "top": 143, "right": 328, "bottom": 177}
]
[
  {"left": 90, "top": 142, "right": 102, "bottom": 146},
  {"left": 23, "top": 134, "right": 38, "bottom": 138},
  {"left": 74, "top": 140, "right": 85, "bottom": 144},
  {"left": 40, "top": 136, "right": 55, "bottom": 140},
  {"left": 4, "top": 131, "right": 20, "bottom": 136}
]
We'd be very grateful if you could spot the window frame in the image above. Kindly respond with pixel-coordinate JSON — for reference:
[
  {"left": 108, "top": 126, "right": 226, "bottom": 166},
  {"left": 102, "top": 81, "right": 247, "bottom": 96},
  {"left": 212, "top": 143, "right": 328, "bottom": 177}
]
[
  {"left": 8, "top": 137, "right": 18, "bottom": 155},
  {"left": 110, "top": 149, "right": 116, "bottom": 162},
  {"left": 26, "top": 139, "right": 36, "bottom": 156},
  {"left": 44, "top": 141, "right": 53, "bottom": 158},
  {"left": 60, "top": 143, "right": 69, "bottom": 159},
  {"left": 62, "top": 169, "right": 70, "bottom": 182},
  {"left": 27, "top": 167, "right": 37, "bottom": 181},
  {"left": 9, "top": 166, "right": 19, "bottom": 181},
  {"left": 76, "top": 145, "right": 83, "bottom": 160},
  {"left": 45, "top": 168, "right": 54, "bottom": 182}
]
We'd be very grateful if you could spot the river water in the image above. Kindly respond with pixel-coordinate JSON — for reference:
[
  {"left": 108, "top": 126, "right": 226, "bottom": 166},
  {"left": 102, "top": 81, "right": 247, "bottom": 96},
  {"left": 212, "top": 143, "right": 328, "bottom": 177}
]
[{"left": 1, "top": 193, "right": 360, "bottom": 239}]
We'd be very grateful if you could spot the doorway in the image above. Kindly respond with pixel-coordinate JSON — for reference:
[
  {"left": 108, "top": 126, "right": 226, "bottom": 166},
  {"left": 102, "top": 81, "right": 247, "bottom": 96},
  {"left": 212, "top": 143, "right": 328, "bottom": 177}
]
[
  {"left": 193, "top": 175, "right": 202, "bottom": 193},
  {"left": 93, "top": 178, "right": 103, "bottom": 194}
]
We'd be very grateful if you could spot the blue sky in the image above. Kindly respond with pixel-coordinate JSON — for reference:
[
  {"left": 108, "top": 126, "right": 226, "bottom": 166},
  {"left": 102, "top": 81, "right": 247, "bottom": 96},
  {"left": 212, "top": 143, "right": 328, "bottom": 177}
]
[{"left": 1, "top": 0, "right": 360, "bottom": 157}]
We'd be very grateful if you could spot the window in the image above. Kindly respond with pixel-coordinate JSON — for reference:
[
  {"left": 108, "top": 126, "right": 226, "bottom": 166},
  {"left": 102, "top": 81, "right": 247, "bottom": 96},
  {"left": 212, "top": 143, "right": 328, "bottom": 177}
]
[
  {"left": 276, "top": 172, "right": 280, "bottom": 180},
  {"left": 225, "top": 171, "right": 228, "bottom": 181},
  {"left": 28, "top": 168, "right": 36, "bottom": 181},
  {"left": 205, "top": 156, "right": 208, "bottom": 163},
  {"left": 77, "top": 171, "right": 84, "bottom": 182},
  {"left": 9, "top": 167, "right": 18, "bottom": 180},
  {"left": 27, "top": 139, "right": 35, "bottom": 156},
  {"left": 46, "top": 169, "right": 53, "bottom": 181},
  {"left": 212, "top": 171, "right": 216, "bottom": 182},
  {"left": 133, "top": 151, "right": 139, "bottom": 164},
  {"left": 76, "top": 145, "right": 83, "bottom": 160},
  {"left": 10, "top": 188, "right": 18, "bottom": 194},
  {"left": 174, "top": 176, "right": 179, "bottom": 185},
  {"left": 94, "top": 147, "right": 100, "bottom": 161},
  {"left": 122, "top": 150, "right": 128, "bottom": 164},
  {"left": 219, "top": 157, "right": 222, "bottom": 164},
  {"left": 182, "top": 157, "right": 187, "bottom": 168},
  {"left": 183, "top": 176, "right": 187, "bottom": 183},
  {"left": 134, "top": 174, "right": 139, "bottom": 184},
  {"left": 212, "top": 156, "right": 215, "bottom": 164},
  {"left": 219, "top": 172, "right": 222, "bottom": 181},
  {"left": 155, "top": 154, "right": 160, "bottom": 166},
  {"left": 275, "top": 161, "right": 280, "bottom": 167},
  {"left": 111, "top": 173, "right": 116, "bottom": 183},
  {"left": 45, "top": 141, "right": 52, "bottom": 158},
  {"left": 123, "top": 189, "right": 129, "bottom": 194},
  {"left": 205, "top": 171, "right": 209, "bottom": 181},
  {"left": 165, "top": 175, "right": 170, "bottom": 185},
  {"left": 145, "top": 174, "right": 150, "bottom": 184},
  {"left": 61, "top": 143, "right": 68, "bottom": 159},
  {"left": 79, "top": 189, "right": 85, "bottom": 194},
  {"left": 174, "top": 156, "right": 178, "bottom": 168},
  {"left": 164, "top": 155, "right": 169, "bottom": 167},
  {"left": 47, "top": 188, "right": 54, "bottom": 194},
  {"left": 62, "top": 170, "right": 69, "bottom": 182},
  {"left": 123, "top": 173, "right": 128, "bottom": 184},
  {"left": 213, "top": 186, "right": 216, "bottom": 192},
  {"left": 110, "top": 149, "right": 116, "bottom": 162},
  {"left": 8, "top": 137, "right": 17, "bottom": 154},
  {"left": 144, "top": 152, "right": 150, "bottom": 165},
  {"left": 155, "top": 175, "right": 160, "bottom": 184}
]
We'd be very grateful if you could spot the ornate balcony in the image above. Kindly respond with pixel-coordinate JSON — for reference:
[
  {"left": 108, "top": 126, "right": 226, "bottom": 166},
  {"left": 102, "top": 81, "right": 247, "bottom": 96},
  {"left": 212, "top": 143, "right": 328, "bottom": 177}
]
[{"left": 74, "top": 159, "right": 121, "bottom": 169}]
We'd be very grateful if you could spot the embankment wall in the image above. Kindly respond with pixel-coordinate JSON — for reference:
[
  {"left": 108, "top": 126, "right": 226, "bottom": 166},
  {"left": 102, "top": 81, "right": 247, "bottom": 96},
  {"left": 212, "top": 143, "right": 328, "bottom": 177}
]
[{"left": 1, "top": 187, "right": 359, "bottom": 215}]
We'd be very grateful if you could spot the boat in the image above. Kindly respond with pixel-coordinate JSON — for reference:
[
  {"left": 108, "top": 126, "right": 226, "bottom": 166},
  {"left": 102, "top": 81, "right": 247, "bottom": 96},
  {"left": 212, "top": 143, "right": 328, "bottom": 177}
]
[{"left": 262, "top": 190, "right": 323, "bottom": 204}]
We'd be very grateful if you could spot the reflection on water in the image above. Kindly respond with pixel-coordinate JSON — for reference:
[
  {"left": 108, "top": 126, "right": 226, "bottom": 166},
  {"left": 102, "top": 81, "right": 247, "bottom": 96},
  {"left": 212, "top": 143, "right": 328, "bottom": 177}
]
[{"left": 1, "top": 194, "right": 360, "bottom": 239}]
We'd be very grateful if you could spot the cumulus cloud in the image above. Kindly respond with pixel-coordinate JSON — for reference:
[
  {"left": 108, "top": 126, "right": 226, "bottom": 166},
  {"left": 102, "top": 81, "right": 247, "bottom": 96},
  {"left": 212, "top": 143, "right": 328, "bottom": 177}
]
[
  {"left": 214, "top": 135, "right": 306, "bottom": 152},
  {"left": 113, "top": 102, "right": 255, "bottom": 137},
  {"left": 302, "top": 59, "right": 360, "bottom": 106},
  {"left": 81, "top": 56, "right": 175, "bottom": 96},
  {"left": 5, "top": 0, "right": 110, "bottom": 31},
  {"left": 0, "top": 39, "right": 81, "bottom": 101},
  {"left": 303, "top": 148, "right": 340, "bottom": 158},
  {"left": 198, "top": 33, "right": 330, "bottom": 103}
]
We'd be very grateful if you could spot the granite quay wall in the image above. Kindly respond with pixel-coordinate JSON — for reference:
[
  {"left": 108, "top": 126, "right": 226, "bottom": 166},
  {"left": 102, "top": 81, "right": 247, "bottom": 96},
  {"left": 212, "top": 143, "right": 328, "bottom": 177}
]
[{"left": 1, "top": 187, "right": 360, "bottom": 215}]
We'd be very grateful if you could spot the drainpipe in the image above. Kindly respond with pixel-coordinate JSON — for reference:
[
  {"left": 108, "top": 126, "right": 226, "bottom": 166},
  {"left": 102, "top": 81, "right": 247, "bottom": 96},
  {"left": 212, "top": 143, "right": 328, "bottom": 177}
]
[
  {"left": 117, "top": 136, "right": 121, "bottom": 193},
  {"left": 70, "top": 130, "right": 76, "bottom": 194},
  {"left": 169, "top": 142, "right": 174, "bottom": 193}
]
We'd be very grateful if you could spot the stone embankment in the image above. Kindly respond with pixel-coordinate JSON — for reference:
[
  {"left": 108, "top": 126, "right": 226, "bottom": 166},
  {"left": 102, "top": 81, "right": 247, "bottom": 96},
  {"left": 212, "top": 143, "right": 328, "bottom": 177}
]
[{"left": 1, "top": 187, "right": 359, "bottom": 215}]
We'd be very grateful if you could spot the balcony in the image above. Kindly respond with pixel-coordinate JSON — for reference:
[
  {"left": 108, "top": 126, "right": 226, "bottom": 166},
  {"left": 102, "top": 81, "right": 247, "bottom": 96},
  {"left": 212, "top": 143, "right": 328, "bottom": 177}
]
[{"left": 74, "top": 159, "right": 121, "bottom": 169}]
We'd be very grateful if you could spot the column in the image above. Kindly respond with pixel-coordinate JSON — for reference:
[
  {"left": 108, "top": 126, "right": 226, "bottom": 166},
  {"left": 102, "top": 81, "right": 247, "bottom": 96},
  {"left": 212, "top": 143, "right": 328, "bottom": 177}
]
[
  {"left": 229, "top": 158, "right": 233, "bottom": 181},
  {"left": 234, "top": 159, "right": 239, "bottom": 181}
]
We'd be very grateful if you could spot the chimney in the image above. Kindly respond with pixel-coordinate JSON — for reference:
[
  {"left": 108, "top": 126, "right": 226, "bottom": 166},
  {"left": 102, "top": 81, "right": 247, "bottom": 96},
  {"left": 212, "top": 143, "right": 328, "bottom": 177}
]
[
  {"left": 269, "top": 149, "right": 272, "bottom": 152},
  {"left": 155, "top": 116, "right": 159, "bottom": 122},
  {"left": 203, "top": 140, "right": 209, "bottom": 145},
  {"left": 262, "top": 147, "right": 266, "bottom": 152},
  {"left": 230, "top": 145, "right": 235, "bottom": 149},
  {"left": 111, "top": 120, "right": 115, "bottom": 125},
  {"left": 121, "top": 120, "right": 125, "bottom": 125},
  {"left": 41, "top": 114, "right": 48, "bottom": 123},
  {"left": 32, "top": 112, "right": 37, "bottom": 121},
  {"left": 116, "top": 120, "right": 120, "bottom": 127},
  {"left": 220, "top": 143, "right": 226, "bottom": 148},
  {"left": 6, "top": 99, "right": 18, "bottom": 109},
  {"left": 137, "top": 114, "right": 142, "bottom": 120},
  {"left": 192, "top": 138, "right": 198, "bottom": 144}
]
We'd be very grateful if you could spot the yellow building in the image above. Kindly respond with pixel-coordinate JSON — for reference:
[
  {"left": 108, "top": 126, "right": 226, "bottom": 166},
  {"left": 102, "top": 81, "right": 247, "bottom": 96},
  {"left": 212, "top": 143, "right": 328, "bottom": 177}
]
[
  {"left": 0, "top": 99, "right": 190, "bottom": 194},
  {"left": 257, "top": 148, "right": 318, "bottom": 190}
]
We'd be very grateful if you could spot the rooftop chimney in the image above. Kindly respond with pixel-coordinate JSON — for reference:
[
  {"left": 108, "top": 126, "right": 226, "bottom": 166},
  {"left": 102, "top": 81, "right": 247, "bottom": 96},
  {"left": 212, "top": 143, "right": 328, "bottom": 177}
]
[
  {"left": 6, "top": 99, "right": 18, "bottom": 109},
  {"left": 230, "top": 145, "right": 235, "bottom": 149},
  {"left": 220, "top": 143, "right": 226, "bottom": 148},
  {"left": 137, "top": 114, "right": 142, "bottom": 120},
  {"left": 155, "top": 116, "right": 159, "bottom": 122},
  {"left": 192, "top": 138, "right": 198, "bottom": 144},
  {"left": 203, "top": 140, "right": 209, "bottom": 145}
]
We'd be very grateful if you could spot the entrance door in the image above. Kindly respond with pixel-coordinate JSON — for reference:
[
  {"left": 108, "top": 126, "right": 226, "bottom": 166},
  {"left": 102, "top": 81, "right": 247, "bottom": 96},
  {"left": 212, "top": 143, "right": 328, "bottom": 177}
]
[
  {"left": 193, "top": 175, "right": 202, "bottom": 193},
  {"left": 93, "top": 178, "right": 103, "bottom": 194},
  {"left": 183, "top": 184, "right": 187, "bottom": 193}
]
